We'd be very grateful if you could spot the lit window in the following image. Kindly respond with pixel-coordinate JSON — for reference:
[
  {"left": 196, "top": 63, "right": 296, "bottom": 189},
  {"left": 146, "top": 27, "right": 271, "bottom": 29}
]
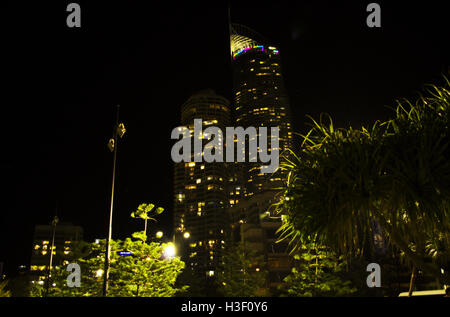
[{"left": 177, "top": 193, "right": 185, "bottom": 202}]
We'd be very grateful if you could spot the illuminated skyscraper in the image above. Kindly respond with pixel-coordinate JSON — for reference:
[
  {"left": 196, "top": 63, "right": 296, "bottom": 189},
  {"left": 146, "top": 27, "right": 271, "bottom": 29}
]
[
  {"left": 173, "top": 89, "right": 231, "bottom": 284},
  {"left": 230, "top": 23, "right": 293, "bottom": 197},
  {"left": 229, "top": 24, "right": 294, "bottom": 292}
]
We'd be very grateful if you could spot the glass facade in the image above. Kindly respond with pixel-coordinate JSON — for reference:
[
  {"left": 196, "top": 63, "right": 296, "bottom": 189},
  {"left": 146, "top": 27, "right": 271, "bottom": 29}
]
[
  {"left": 173, "top": 90, "right": 232, "bottom": 282},
  {"left": 230, "top": 24, "right": 293, "bottom": 197}
]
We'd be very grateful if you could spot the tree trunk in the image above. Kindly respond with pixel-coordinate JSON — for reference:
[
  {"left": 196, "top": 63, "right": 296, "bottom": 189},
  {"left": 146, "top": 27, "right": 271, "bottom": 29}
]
[
  {"left": 376, "top": 217, "right": 449, "bottom": 284},
  {"left": 144, "top": 219, "right": 148, "bottom": 238},
  {"left": 408, "top": 265, "right": 417, "bottom": 297}
]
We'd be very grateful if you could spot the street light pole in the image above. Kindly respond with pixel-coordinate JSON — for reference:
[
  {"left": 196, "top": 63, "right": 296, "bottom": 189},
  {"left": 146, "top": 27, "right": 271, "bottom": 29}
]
[
  {"left": 45, "top": 215, "right": 59, "bottom": 297},
  {"left": 103, "top": 105, "right": 125, "bottom": 297}
]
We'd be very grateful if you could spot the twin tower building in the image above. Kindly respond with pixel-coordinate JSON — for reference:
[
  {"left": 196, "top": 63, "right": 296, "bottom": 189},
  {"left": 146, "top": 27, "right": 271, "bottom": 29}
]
[{"left": 173, "top": 24, "right": 294, "bottom": 294}]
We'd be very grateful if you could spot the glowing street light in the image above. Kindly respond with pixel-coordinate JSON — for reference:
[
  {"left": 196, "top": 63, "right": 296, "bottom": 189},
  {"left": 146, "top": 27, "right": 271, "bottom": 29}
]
[
  {"left": 183, "top": 232, "right": 190, "bottom": 239},
  {"left": 156, "top": 231, "right": 163, "bottom": 239},
  {"left": 96, "top": 269, "right": 104, "bottom": 278},
  {"left": 163, "top": 243, "right": 176, "bottom": 259}
]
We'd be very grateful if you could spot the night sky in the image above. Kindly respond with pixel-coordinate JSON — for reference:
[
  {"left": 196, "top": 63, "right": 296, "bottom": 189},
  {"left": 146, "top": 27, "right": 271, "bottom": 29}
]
[{"left": 1, "top": 1, "right": 448, "bottom": 276}]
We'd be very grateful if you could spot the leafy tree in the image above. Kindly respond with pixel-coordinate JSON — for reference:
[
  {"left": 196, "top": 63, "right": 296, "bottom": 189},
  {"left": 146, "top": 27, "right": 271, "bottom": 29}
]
[
  {"left": 30, "top": 233, "right": 186, "bottom": 297},
  {"left": 277, "top": 243, "right": 356, "bottom": 297},
  {"left": 175, "top": 267, "right": 208, "bottom": 297},
  {"left": 130, "top": 203, "right": 164, "bottom": 238},
  {"left": 274, "top": 77, "right": 450, "bottom": 285},
  {"left": 7, "top": 273, "right": 31, "bottom": 297},
  {"left": 0, "top": 280, "right": 11, "bottom": 297},
  {"left": 216, "top": 242, "right": 268, "bottom": 297}
]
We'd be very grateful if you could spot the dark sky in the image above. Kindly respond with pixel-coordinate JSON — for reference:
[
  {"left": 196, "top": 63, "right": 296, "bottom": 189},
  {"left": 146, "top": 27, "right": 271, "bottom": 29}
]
[{"left": 1, "top": 1, "right": 448, "bottom": 276}]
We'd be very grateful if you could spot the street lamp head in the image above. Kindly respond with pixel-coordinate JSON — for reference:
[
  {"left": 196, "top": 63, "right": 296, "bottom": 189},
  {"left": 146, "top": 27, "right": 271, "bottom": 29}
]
[
  {"left": 117, "top": 123, "right": 126, "bottom": 138},
  {"left": 107, "top": 138, "right": 115, "bottom": 152},
  {"left": 183, "top": 232, "right": 190, "bottom": 239},
  {"left": 156, "top": 231, "right": 163, "bottom": 239}
]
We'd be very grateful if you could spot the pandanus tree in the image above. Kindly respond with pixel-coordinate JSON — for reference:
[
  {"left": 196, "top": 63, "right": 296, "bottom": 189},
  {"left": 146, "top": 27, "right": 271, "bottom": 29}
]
[
  {"left": 131, "top": 203, "right": 164, "bottom": 240},
  {"left": 274, "top": 77, "right": 450, "bottom": 287}
]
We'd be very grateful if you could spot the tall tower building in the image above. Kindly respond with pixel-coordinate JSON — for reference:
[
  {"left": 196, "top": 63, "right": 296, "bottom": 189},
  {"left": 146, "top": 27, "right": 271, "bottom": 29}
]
[
  {"left": 228, "top": 24, "right": 294, "bottom": 292},
  {"left": 173, "top": 89, "right": 231, "bottom": 285},
  {"left": 230, "top": 23, "right": 293, "bottom": 197}
]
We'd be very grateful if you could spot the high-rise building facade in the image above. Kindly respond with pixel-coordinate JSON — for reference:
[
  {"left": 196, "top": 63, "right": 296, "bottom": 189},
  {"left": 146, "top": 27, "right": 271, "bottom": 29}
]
[
  {"left": 173, "top": 89, "right": 232, "bottom": 283},
  {"left": 172, "top": 24, "right": 295, "bottom": 294},
  {"left": 230, "top": 23, "right": 294, "bottom": 197},
  {"left": 229, "top": 24, "right": 294, "bottom": 293},
  {"left": 29, "top": 222, "right": 83, "bottom": 283}
]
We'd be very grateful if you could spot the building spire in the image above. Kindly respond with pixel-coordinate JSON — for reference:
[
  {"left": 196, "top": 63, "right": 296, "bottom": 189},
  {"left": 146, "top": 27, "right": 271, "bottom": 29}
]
[{"left": 227, "top": 3, "right": 233, "bottom": 62}]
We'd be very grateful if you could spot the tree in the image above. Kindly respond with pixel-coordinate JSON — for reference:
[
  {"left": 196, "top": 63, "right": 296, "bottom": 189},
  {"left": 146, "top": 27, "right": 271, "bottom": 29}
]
[
  {"left": 278, "top": 243, "right": 357, "bottom": 297},
  {"left": 216, "top": 242, "right": 268, "bottom": 297},
  {"left": 274, "top": 77, "right": 450, "bottom": 286},
  {"left": 30, "top": 233, "right": 186, "bottom": 297},
  {"left": 0, "top": 280, "right": 11, "bottom": 297},
  {"left": 130, "top": 203, "right": 164, "bottom": 239}
]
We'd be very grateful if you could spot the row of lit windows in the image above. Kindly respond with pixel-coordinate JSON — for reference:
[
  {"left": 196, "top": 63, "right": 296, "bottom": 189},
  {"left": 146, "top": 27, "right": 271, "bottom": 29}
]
[{"left": 189, "top": 238, "right": 225, "bottom": 249}]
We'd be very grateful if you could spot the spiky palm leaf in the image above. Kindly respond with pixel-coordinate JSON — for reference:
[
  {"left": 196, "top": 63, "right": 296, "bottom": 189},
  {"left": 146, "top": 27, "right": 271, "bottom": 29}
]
[{"left": 274, "top": 77, "right": 450, "bottom": 283}]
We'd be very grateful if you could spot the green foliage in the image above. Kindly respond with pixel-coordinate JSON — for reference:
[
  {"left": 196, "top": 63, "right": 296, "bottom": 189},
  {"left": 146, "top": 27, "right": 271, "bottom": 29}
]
[
  {"left": 131, "top": 231, "right": 148, "bottom": 243},
  {"left": 0, "top": 280, "right": 11, "bottom": 297},
  {"left": 7, "top": 274, "right": 31, "bottom": 297},
  {"left": 174, "top": 267, "right": 206, "bottom": 297},
  {"left": 274, "top": 77, "right": 450, "bottom": 284},
  {"left": 216, "top": 242, "right": 268, "bottom": 297},
  {"left": 30, "top": 233, "right": 186, "bottom": 297},
  {"left": 130, "top": 203, "right": 164, "bottom": 221},
  {"left": 279, "top": 243, "right": 357, "bottom": 297}
]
